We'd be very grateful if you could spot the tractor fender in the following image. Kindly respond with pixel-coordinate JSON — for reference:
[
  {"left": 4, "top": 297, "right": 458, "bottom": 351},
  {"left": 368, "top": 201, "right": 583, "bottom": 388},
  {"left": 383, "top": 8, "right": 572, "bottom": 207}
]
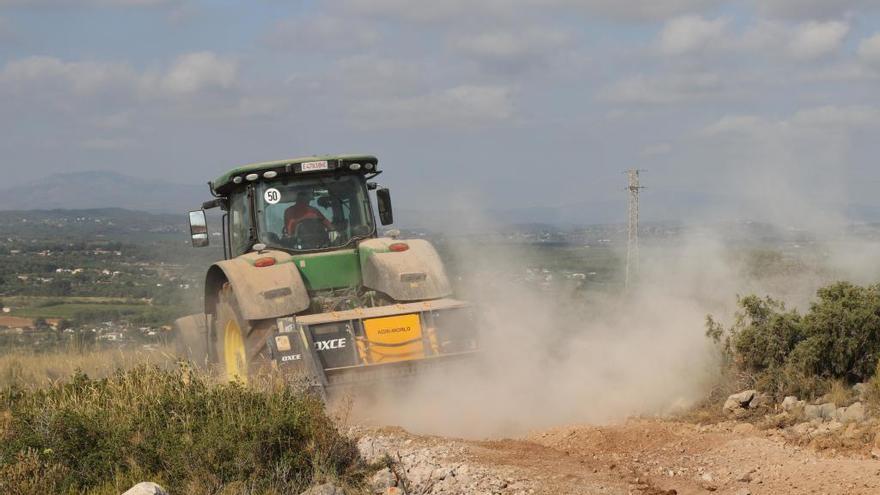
[
  {"left": 359, "top": 238, "right": 452, "bottom": 301},
  {"left": 204, "top": 249, "right": 310, "bottom": 321}
]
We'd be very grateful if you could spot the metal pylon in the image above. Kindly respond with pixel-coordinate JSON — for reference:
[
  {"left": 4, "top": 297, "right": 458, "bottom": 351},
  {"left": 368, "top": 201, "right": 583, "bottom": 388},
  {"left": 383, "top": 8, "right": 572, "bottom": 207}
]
[{"left": 625, "top": 169, "right": 644, "bottom": 290}]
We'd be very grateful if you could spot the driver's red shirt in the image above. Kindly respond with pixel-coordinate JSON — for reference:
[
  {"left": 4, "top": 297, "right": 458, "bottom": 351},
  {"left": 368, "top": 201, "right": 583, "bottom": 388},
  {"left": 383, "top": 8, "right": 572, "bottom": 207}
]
[{"left": 284, "top": 203, "right": 331, "bottom": 235}]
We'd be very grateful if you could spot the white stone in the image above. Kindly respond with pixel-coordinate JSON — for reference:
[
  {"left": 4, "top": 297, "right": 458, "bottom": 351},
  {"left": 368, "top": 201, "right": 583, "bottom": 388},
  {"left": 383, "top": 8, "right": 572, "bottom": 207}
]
[
  {"left": 841, "top": 402, "right": 866, "bottom": 423},
  {"left": 781, "top": 396, "right": 804, "bottom": 411},
  {"left": 122, "top": 483, "right": 167, "bottom": 495},
  {"left": 723, "top": 390, "right": 756, "bottom": 413}
]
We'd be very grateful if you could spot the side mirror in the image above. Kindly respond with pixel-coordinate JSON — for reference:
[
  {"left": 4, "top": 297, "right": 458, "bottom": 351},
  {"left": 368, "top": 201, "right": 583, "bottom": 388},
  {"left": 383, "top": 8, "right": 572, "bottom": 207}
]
[
  {"left": 188, "top": 210, "right": 209, "bottom": 247},
  {"left": 376, "top": 188, "right": 393, "bottom": 226}
]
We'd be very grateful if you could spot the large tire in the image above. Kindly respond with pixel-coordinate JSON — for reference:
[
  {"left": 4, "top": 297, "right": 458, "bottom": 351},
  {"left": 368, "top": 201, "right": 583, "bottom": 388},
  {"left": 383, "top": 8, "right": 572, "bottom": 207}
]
[
  {"left": 213, "top": 286, "right": 274, "bottom": 382},
  {"left": 173, "top": 314, "right": 209, "bottom": 368}
]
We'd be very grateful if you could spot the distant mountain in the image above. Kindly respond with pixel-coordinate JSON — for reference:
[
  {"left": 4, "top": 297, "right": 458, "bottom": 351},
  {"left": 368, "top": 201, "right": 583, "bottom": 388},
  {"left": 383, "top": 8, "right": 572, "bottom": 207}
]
[
  {"left": 5, "top": 170, "right": 880, "bottom": 227},
  {"left": 0, "top": 171, "right": 205, "bottom": 214}
]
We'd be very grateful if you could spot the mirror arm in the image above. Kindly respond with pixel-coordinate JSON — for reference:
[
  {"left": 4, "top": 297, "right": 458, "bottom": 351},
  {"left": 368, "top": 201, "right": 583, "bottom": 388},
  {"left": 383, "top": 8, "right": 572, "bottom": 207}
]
[{"left": 202, "top": 198, "right": 228, "bottom": 210}]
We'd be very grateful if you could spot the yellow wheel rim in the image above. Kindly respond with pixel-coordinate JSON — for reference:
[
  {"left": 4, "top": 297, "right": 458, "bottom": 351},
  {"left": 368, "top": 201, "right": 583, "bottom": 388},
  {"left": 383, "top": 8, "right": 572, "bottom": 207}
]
[{"left": 223, "top": 319, "right": 248, "bottom": 383}]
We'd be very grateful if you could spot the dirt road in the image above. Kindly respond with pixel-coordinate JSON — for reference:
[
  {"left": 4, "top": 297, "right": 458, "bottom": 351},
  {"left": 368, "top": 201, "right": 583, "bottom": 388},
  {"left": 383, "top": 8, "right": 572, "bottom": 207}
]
[{"left": 356, "top": 418, "right": 880, "bottom": 494}]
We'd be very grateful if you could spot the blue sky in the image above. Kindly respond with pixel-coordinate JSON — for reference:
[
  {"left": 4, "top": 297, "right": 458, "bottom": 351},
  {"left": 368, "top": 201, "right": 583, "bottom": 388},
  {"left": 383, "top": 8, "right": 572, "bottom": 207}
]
[{"left": 1, "top": 0, "right": 880, "bottom": 225}]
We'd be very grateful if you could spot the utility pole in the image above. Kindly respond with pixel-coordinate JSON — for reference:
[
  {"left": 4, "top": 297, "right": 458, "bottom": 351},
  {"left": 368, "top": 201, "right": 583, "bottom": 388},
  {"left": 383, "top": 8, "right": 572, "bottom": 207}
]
[{"left": 625, "top": 169, "right": 645, "bottom": 290}]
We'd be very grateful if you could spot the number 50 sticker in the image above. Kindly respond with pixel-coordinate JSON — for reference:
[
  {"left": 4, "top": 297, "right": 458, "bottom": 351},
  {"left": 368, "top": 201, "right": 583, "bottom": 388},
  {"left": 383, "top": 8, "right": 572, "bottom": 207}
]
[{"left": 264, "top": 188, "right": 281, "bottom": 205}]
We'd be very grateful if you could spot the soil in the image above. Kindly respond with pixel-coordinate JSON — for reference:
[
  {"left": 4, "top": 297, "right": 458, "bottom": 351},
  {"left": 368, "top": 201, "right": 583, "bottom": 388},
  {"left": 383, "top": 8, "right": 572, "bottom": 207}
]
[{"left": 355, "top": 418, "right": 880, "bottom": 495}]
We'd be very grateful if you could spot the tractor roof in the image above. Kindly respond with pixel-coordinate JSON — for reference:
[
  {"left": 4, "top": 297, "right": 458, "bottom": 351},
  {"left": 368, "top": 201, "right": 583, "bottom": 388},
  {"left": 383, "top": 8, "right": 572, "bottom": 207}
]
[{"left": 211, "top": 154, "right": 379, "bottom": 194}]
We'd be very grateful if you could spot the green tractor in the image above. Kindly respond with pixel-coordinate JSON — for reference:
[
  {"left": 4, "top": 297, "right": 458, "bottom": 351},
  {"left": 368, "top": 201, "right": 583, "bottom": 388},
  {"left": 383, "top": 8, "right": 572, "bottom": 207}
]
[{"left": 178, "top": 154, "right": 477, "bottom": 391}]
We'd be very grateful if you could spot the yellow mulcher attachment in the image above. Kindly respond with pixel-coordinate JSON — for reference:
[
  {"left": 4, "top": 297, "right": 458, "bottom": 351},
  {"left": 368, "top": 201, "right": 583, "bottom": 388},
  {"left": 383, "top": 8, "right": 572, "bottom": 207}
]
[{"left": 267, "top": 298, "right": 477, "bottom": 395}]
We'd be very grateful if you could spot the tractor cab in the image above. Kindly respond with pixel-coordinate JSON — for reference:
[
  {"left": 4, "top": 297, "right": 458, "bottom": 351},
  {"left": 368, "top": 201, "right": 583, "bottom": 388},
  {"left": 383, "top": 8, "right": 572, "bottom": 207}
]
[{"left": 189, "top": 155, "right": 393, "bottom": 259}]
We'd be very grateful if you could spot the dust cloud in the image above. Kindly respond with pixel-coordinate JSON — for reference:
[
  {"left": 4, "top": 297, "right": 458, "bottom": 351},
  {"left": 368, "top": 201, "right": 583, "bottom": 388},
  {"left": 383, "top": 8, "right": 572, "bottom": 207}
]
[{"left": 354, "top": 217, "right": 880, "bottom": 439}]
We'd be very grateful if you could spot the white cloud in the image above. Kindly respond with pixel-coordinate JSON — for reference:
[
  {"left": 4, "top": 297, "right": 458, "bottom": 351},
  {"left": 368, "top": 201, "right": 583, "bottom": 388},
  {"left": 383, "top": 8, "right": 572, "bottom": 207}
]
[
  {"left": 329, "top": 55, "right": 426, "bottom": 97},
  {"left": 339, "top": 0, "right": 720, "bottom": 22},
  {"left": 557, "top": 0, "right": 721, "bottom": 21},
  {"left": 787, "top": 21, "right": 849, "bottom": 61},
  {"left": 751, "top": 0, "right": 874, "bottom": 19},
  {"left": 0, "top": 0, "right": 177, "bottom": 6},
  {"left": 659, "top": 15, "right": 728, "bottom": 55},
  {"left": 90, "top": 112, "right": 131, "bottom": 129},
  {"left": 452, "top": 28, "right": 571, "bottom": 72},
  {"left": 654, "top": 18, "right": 850, "bottom": 63},
  {"left": 0, "top": 56, "right": 137, "bottom": 94},
  {"left": 702, "top": 105, "right": 880, "bottom": 136},
  {"left": 267, "top": 15, "right": 380, "bottom": 52},
  {"left": 700, "top": 114, "right": 767, "bottom": 135},
  {"left": 0, "top": 52, "right": 237, "bottom": 98},
  {"left": 338, "top": 0, "right": 492, "bottom": 23},
  {"left": 349, "top": 85, "right": 514, "bottom": 129},
  {"left": 790, "top": 105, "right": 880, "bottom": 128},
  {"left": 0, "top": 16, "right": 12, "bottom": 39},
  {"left": 235, "top": 96, "right": 290, "bottom": 117},
  {"left": 157, "top": 52, "right": 237, "bottom": 94},
  {"left": 600, "top": 73, "right": 723, "bottom": 104},
  {"left": 642, "top": 143, "right": 673, "bottom": 156},
  {"left": 858, "top": 33, "right": 880, "bottom": 67},
  {"left": 80, "top": 137, "right": 137, "bottom": 150}
]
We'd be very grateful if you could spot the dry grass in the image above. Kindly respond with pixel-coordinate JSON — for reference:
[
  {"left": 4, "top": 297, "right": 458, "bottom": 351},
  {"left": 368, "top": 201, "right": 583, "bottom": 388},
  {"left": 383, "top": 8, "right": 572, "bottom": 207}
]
[
  {"left": 0, "top": 347, "right": 178, "bottom": 389},
  {"left": 0, "top": 365, "right": 371, "bottom": 494},
  {"left": 827, "top": 380, "right": 856, "bottom": 407}
]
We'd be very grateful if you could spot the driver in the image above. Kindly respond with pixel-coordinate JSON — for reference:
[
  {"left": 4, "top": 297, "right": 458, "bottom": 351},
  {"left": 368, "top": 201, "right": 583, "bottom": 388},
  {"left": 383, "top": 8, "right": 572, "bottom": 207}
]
[{"left": 284, "top": 190, "right": 332, "bottom": 236}]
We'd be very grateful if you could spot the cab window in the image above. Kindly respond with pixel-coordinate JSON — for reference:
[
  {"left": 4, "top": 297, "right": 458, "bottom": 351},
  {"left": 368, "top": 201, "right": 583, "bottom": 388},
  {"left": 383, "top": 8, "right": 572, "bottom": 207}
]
[{"left": 229, "top": 191, "right": 252, "bottom": 255}]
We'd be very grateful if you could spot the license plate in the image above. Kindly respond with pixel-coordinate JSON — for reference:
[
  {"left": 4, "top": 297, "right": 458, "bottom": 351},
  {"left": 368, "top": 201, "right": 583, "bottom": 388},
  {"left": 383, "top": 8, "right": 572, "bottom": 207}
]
[{"left": 301, "top": 160, "right": 329, "bottom": 171}]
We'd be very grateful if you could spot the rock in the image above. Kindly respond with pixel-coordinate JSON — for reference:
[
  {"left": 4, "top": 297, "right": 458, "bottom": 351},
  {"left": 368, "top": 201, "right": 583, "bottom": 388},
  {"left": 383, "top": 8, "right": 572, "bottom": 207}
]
[
  {"left": 300, "top": 483, "right": 345, "bottom": 495},
  {"left": 811, "top": 421, "right": 845, "bottom": 437},
  {"left": 840, "top": 402, "right": 866, "bottom": 423},
  {"left": 370, "top": 468, "right": 396, "bottom": 492},
  {"left": 749, "top": 392, "right": 771, "bottom": 409},
  {"left": 122, "top": 482, "right": 168, "bottom": 495},
  {"left": 406, "top": 464, "right": 437, "bottom": 485},
  {"left": 818, "top": 402, "right": 838, "bottom": 419},
  {"left": 854, "top": 382, "right": 868, "bottom": 399},
  {"left": 790, "top": 422, "right": 814, "bottom": 436},
  {"left": 723, "top": 390, "right": 757, "bottom": 414},
  {"left": 735, "top": 468, "right": 755, "bottom": 482},
  {"left": 700, "top": 472, "right": 718, "bottom": 491},
  {"left": 805, "top": 402, "right": 837, "bottom": 421},
  {"left": 781, "top": 396, "right": 804, "bottom": 412},
  {"left": 384, "top": 488, "right": 403, "bottom": 495}
]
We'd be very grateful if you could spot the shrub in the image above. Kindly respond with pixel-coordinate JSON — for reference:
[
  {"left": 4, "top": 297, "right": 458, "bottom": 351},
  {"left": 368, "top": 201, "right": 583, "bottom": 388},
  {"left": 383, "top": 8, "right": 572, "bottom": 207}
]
[
  {"left": 706, "top": 294, "right": 805, "bottom": 395},
  {"left": 708, "top": 282, "right": 880, "bottom": 399},
  {"left": 0, "top": 366, "right": 369, "bottom": 494},
  {"left": 797, "top": 283, "right": 880, "bottom": 382}
]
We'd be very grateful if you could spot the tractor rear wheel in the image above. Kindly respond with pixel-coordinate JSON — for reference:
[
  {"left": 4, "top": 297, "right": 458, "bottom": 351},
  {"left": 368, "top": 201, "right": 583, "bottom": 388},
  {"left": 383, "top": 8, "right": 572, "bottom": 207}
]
[{"left": 213, "top": 287, "right": 273, "bottom": 382}]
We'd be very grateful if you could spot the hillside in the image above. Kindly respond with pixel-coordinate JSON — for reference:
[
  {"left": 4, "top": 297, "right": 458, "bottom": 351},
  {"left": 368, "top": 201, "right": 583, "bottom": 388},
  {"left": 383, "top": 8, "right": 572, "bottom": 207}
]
[{"left": 0, "top": 171, "right": 204, "bottom": 214}]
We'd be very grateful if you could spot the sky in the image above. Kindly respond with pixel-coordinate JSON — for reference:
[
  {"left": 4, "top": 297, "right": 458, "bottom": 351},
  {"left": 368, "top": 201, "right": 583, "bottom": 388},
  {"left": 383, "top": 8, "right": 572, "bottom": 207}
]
[{"left": 1, "top": 0, "right": 880, "bottom": 224}]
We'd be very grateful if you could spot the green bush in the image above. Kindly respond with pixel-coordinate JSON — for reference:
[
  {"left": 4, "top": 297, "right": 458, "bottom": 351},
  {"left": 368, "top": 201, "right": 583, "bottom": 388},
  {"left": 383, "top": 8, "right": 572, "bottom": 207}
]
[
  {"left": 0, "top": 366, "right": 369, "bottom": 494},
  {"left": 708, "top": 282, "right": 880, "bottom": 398}
]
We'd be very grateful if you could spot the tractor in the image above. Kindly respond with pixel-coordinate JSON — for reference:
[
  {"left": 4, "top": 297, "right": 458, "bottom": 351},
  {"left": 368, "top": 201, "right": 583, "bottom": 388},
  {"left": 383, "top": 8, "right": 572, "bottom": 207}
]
[{"left": 177, "top": 154, "right": 477, "bottom": 392}]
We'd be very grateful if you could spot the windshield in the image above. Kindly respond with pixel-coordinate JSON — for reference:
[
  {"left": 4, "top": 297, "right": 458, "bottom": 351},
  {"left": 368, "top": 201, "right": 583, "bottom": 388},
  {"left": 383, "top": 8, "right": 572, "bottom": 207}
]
[{"left": 256, "top": 175, "right": 374, "bottom": 252}]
